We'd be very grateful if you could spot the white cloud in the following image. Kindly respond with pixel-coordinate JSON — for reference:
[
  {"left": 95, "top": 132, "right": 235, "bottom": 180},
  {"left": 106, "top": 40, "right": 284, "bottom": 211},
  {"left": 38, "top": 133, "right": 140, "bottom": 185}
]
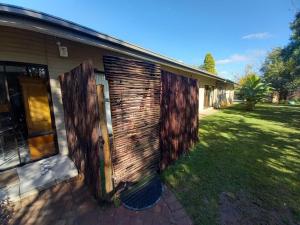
[
  {"left": 216, "top": 54, "right": 249, "bottom": 65},
  {"left": 219, "top": 71, "right": 229, "bottom": 76},
  {"left": 248, "top": 49, "right": 267, "bottom": 56},
  {"left": 216, "top": 50, "right": 266, "bottom": 65},
  {"left": 242, "top": 32, "right": 272, "bottom": 40}
]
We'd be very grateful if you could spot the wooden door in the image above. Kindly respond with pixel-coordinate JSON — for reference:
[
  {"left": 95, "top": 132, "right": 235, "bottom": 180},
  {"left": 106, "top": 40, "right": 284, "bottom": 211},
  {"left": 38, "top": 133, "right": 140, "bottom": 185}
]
[
  {"left": 204, "top": 86, "right": 210, "bottom": 108},
  {"left": 19, "top": 77, "right": 52, "bottom": 134},
  {"left": 19, "top": 76, "right": 55, "bottom": 159},
  {"left": 209, "top": 87, "right": 214, "bottom": 107}
]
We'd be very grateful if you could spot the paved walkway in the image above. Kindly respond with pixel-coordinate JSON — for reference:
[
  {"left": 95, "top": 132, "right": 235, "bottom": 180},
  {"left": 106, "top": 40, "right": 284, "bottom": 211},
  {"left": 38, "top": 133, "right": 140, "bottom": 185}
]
[
  {"left": 0, "top": 155, "right": 78, "bottom": 202},
  {"left": 4, "top": 177, "right": 192, "bottom": 225}
]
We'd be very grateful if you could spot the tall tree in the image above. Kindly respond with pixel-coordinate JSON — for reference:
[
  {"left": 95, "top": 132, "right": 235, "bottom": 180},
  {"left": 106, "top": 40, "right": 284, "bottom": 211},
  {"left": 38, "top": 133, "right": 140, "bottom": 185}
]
[
  {"left": 202, "top": 53, "right": 217, "bottom": 74},
  {"left": 261, "top": 12, "right": 300, "bottom": 100},
  {"left": 284, "top": 11, "right": 300, "bottom": 86},
  {"left": 261, "top": 48, "right": 293, "bottom": 100}
]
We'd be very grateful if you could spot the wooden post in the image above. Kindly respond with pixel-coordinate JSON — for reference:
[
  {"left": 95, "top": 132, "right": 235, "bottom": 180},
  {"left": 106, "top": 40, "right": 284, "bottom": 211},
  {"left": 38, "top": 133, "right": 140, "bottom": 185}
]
[{"left": 96, "top": 85, "right": 114, "bottom": 194}]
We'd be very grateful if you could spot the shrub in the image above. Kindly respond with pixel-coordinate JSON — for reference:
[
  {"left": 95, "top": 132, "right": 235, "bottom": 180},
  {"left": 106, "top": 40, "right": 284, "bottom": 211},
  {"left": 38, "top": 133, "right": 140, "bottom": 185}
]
[{"left": 238, "top": 75, "right": 272, "bottom": 110}]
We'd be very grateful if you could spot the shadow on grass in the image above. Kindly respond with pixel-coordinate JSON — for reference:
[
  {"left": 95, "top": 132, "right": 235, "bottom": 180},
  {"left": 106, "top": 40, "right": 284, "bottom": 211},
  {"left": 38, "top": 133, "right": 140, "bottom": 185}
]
[
  {"left": 162, "top": 104, "right": 300, "bottom": 225},
  {"left": 223, "top": 103, "right": 300, "bottom": 130}
]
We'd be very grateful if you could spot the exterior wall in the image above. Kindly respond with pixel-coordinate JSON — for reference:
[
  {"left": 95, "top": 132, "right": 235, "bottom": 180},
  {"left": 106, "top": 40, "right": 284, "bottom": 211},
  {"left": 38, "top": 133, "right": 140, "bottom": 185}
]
[
  {"left": 215, "top": 82, "right": 235, "bottom": 108},
  {"left": 213, "top": 87, "right": 218, "bottom": 104},
  {"left": 0, "top": 25, "right": 235, "bottom": 158},
  {"left": 198, "top": 84, "right": 205, "bottom": 111}
]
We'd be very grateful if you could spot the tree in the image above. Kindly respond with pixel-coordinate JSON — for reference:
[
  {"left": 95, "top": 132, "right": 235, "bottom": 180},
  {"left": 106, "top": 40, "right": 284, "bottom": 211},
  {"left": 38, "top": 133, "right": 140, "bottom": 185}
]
[
  {"left": 261, "top": 12, "right": 300, "bottom": 100},
  {"left": 238, "top": 74, "right": 272, "bottom": 110},
  {"left": 261, "top": 48, "right": 293, "bottom": 100},
  {"left": 202, "top": 53, "right": 217, "bottom": 74},
  {"left": 284, "top": 11, "right": 300, "bottom": 90},
  {"left": 237, "top": 65, "right": 255, "bottom": 86}
]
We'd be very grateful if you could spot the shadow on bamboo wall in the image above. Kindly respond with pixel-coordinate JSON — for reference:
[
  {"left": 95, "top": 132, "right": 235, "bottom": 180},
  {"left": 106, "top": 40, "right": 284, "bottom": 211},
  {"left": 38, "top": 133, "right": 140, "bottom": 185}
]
[
  {"left": 59, "top": 60, "right": 102, "bottom": 199},
  {"left": 160, "top": 70, "right": 199, "bottom": 170},
  {"left": 59, "top": 57, "right": 199, "bottom": 199},
  {"left": 103, "top": 56, "right": 161, "bottom": 187}
]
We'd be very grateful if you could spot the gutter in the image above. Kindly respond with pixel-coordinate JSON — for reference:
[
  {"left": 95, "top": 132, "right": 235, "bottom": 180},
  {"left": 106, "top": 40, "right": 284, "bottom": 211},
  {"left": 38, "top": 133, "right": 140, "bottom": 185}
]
[{"left": 0, "top": 3, "right": 234, "bottom": 84}]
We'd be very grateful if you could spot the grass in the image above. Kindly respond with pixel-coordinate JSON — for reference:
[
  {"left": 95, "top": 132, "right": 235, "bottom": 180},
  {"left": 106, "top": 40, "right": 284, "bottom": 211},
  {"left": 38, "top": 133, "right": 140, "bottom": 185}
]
[{"left": 162, "top": 104, "right": 300, "bottom": 225}]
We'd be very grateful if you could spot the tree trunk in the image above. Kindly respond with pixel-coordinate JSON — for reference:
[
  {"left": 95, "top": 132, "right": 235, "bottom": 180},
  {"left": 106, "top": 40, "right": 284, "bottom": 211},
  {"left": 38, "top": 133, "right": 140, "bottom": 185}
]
[
  {"left": 272, "top": 91, "right": 280, "bottom": 103},
  {"left": 279, "top": 90, "right": 288, "bottom": 101},
  {"left": 246, "top": 100, "right": 255, "bottom": 110}
]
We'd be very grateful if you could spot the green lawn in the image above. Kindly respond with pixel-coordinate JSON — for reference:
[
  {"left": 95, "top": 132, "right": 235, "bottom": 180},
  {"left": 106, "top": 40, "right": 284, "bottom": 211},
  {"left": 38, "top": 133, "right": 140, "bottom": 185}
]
[{"left": 162, "top": 104, "right": 300, "bottom": 225}]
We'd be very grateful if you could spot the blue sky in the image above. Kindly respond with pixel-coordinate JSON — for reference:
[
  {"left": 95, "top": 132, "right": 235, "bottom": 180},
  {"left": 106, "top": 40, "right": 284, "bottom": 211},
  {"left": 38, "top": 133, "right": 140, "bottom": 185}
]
[{"left": 2, "top": 0, "right": 299, "bottom": 80}]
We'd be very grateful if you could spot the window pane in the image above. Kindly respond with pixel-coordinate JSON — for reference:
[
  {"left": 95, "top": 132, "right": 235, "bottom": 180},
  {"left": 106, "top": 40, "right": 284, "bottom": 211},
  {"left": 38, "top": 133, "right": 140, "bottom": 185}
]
[
  {"left": 28, "top": 66, "right": 47, "bottom": 79},
  {"left": 5, "top": 65, "right": 27, "bottom": 74},
  {"left": 0, "top": 74, "right": 7, "bottom": 104}
]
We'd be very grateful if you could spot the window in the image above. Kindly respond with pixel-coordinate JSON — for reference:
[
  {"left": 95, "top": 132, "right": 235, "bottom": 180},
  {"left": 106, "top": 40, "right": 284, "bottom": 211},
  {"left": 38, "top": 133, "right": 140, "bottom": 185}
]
[{"left": 0, "top": 62, "right": 58, "bottom": 171}]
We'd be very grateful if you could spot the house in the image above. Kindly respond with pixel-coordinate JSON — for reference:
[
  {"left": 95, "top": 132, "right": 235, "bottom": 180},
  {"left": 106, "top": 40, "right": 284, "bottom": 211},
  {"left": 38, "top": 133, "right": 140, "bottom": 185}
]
[{"left": 0, "top": 4, "right": 234, "bottom": 201}]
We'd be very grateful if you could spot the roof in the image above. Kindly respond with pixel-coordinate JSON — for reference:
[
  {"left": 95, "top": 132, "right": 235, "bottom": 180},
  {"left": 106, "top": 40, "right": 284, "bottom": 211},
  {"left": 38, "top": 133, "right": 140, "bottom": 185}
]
[{"left": 0, "top": 3, "right": 234, "bottom": 84}]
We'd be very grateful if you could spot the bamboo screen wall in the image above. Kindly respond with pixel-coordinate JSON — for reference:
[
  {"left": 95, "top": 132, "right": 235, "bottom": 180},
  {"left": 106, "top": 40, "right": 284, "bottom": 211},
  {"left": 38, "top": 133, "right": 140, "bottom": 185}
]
[
  {"left": 60, "top": 60, "right": 102, "bottom": 198},
  {"left": 160, "top": 70, "right": 199, "bottom": 169},
  {"left": 103, "top": 56, "right": 161, "bottom": 186}
]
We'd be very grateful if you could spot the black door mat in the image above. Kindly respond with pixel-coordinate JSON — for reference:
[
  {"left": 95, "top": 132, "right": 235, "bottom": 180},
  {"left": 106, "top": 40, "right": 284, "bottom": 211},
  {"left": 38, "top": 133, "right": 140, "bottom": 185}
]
[{"left": 120, "top": 176, "right": 163, "bottom": 211}]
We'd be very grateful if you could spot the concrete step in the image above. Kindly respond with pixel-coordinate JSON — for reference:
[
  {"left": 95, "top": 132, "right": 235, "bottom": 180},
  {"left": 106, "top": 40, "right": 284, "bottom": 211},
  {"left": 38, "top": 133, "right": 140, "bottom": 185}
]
[{"left": 0, "top": 155, "right": 78, "bottom": 202}]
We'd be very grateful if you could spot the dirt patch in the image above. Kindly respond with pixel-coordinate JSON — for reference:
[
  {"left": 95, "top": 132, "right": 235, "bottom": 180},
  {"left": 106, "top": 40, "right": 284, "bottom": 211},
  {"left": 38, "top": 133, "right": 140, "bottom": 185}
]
[{"left": 219, "top": 191, "right": 299, "bottom": 225}]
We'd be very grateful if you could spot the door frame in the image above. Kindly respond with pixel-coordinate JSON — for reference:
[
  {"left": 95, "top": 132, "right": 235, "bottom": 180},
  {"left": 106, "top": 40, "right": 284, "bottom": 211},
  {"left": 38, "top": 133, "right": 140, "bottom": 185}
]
[{"left": 204, "top": 85, "right": 215, "bottom": 108}]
